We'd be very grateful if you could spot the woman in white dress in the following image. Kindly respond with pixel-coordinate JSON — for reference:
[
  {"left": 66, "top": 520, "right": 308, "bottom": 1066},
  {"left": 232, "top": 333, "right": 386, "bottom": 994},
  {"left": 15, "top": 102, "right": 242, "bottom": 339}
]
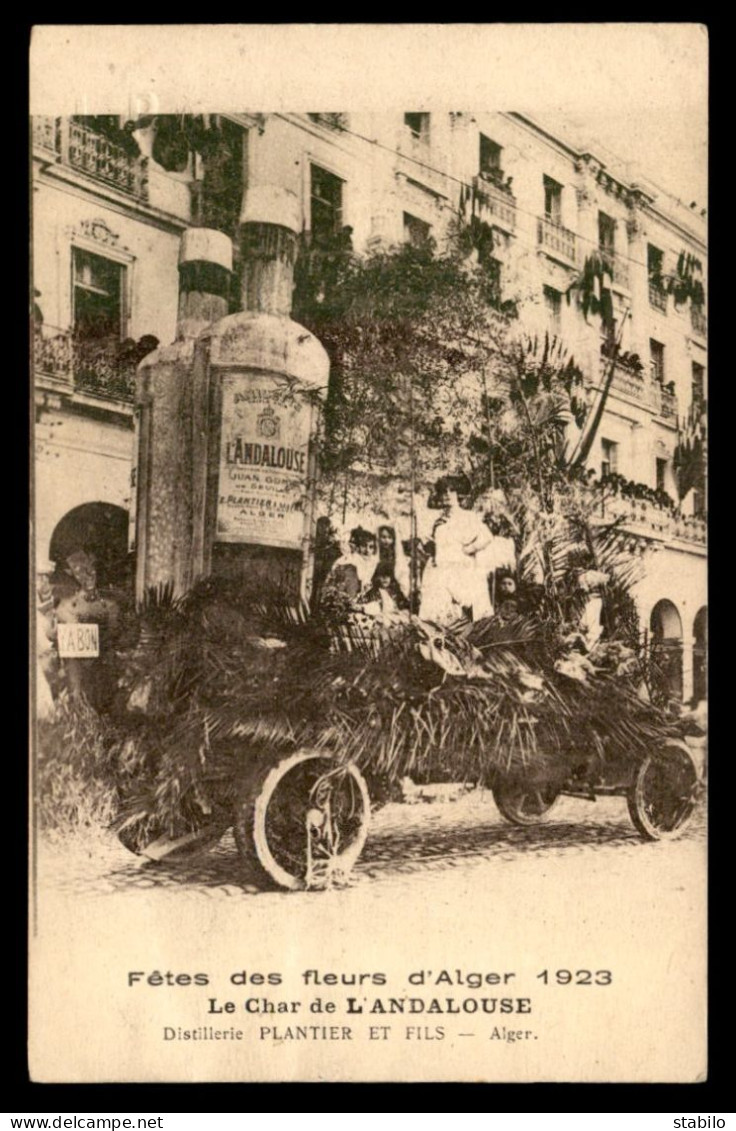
[{"left": 419, "top": 477, "right": 494, "bottom": 625}]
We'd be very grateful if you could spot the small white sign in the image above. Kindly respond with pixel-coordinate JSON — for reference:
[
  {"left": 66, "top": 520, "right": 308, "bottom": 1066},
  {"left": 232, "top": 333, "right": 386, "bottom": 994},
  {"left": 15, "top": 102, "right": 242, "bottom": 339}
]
[{"left": 57, "top": 622, "right": 100, "bottom": 658}]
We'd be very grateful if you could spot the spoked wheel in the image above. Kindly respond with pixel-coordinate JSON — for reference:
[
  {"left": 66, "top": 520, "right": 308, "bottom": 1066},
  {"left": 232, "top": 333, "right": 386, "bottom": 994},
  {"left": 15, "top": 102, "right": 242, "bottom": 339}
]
[
  {"left": 234, "top": 750, "right": 371, "bottom": 890},
  {"left": 627, "top": 741, "right": 702, "bottom": 841},
  {"left": 492, "top": 781, "right": 561, "bottom": 825}
]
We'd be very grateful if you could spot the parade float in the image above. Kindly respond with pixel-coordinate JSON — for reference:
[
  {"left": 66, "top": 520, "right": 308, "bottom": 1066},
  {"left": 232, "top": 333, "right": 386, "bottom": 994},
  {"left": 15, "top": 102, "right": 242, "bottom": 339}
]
[{"left": 39, "top": 166, "right": 704, "bottom": 890}]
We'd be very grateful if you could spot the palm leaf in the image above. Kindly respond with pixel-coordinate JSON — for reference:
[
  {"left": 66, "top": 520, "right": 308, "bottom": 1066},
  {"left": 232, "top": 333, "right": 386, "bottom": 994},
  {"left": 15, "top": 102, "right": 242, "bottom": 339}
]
[{"left": 107, "top": 568, "right": 677, "bottom": 835}]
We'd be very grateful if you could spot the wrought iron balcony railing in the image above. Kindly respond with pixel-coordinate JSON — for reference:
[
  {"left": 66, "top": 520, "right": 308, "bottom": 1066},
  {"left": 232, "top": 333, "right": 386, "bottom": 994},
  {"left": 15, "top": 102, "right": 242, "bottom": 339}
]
[
  {"left": 33, "top": 323, "right": 73, "bottom": 383},
  {"left": 33, "top": 324, "right": 157, "bottom": 403},
  {"left": 73, "top": 336, "right": 138, "bottom": 400},
  {"left": 471, "top": 176, "right": 517, "bottom": 233},
  {"left": 537, "top": 216, "right": 576, "bottom": 265},
  {"left": 33, "top": 116, "right": 149, "bottom": 203}
]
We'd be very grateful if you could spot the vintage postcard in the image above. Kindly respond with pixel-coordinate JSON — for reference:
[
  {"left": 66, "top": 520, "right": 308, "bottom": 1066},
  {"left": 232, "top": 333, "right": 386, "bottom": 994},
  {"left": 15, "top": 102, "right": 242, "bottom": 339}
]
[{"left": 29, "top": 24, "right": 708, "bottom": 1083}]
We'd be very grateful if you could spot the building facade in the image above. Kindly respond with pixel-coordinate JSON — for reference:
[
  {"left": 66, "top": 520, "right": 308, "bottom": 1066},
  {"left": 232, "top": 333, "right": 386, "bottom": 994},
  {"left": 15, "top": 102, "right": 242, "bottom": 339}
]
[{"left": 32, "top": 110, "right": 707, "bottom": 701}]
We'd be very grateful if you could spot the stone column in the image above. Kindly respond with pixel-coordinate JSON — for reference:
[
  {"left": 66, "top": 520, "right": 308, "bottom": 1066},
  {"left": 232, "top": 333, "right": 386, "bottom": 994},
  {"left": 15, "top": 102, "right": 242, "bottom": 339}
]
[{"left": 681, "top": 633, "right": 696, "bottom": 704}]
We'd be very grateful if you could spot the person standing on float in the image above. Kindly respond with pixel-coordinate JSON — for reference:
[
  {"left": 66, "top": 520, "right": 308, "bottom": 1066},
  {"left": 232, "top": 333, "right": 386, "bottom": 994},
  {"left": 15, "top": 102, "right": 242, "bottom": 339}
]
[
  {"left": 419, "top": 476, "right": 494, "bottom": 625},
  {"left": 376, "top": 524, "right": 410, "bottom": 599},
  {"left": 325, "top": 526, "right": 377, "bottom": 600}
]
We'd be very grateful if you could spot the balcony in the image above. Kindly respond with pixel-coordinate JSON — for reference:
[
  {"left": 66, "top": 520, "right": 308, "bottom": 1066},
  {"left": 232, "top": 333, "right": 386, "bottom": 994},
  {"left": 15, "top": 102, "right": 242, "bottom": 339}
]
[
  {"left": 471, "top": 175, "right": 517, "bottom": 233},
  {"left": 598, "top": 356, "right": 678, "bottom": 419},
  {"left": 599, "top": 352, "right": 647, "bottom": 403},
  {"left": 594, "top": 491, "right": 706, "bottom": 548},
  {"left": 691, "top": 305, "right": 707, "bottom": 338},
  {"left": 537, "top": 216, "right": 576, "bottom": 265},
  {"left": 600, "top": 250, "right": 630, "bottom": 290},
  {"left": 648, "top": 281, "right": 668, "bottom": 313},
  {"left": 33, "top": 323, "right": 73, "bottom": 384},
  {"left": 33, "top": 324, "right": 157, "bottom": 403},
  {"left": 33, "top": 116, "right": 149, "bottom": 203},
  {"left": 657, "top": 384, "right": 678, "bottom": 421},
  {"left": 610, "top": 364, "right": 647, "bottom": 403}
]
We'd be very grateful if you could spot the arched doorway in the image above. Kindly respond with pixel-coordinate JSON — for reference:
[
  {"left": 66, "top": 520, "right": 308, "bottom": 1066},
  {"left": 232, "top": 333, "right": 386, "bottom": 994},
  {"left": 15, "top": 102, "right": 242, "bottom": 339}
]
[
  {"left": 649, "top": 599, "right": 684, "bottom": 703},
  {"left": 49, "top": 502, "right": 130, "bottom": 591},
  {"left": 692, "top": 606, "right": 707, "bottom": 704}
]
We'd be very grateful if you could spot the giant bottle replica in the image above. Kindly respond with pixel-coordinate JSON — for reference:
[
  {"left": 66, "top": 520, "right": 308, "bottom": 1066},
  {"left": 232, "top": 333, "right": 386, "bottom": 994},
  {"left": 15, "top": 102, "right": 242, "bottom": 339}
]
[{"left": 133, "top": 188, "right": 329, "bottom": 601}]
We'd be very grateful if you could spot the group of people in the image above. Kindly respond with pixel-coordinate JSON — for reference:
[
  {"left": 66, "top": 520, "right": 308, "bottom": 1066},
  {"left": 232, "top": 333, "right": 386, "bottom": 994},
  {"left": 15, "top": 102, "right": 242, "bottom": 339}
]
[
  {"left": 322, "top": 475, "right": 519, "bottom": 627},
  {"left": 326, "top": 523, "right": 414, "bottom": 618}
]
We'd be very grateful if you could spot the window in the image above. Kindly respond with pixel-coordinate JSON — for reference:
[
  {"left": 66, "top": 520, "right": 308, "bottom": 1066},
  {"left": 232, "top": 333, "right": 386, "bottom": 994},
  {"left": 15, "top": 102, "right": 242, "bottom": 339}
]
[
  {"left": 647, "top": 243, "right": 664, "bottom": 282},
  {"left": 601, "top": 438, "right": 619, "bottom": 478},
  {"left": 650, "top": 339, "right": 665, "bottom": 384},
  {"left": 543, "top": 175, "right": 562, "bottom": 223},
  {"left": 647, "top": 243, "right": 667, "bottom": 310},
  {"left": 543, "top": 285, "right": 562, "bottom": 333},
  {"left": 691, "top": 362, "right": 705, "bottom": 408},
  {"left": 479, "top": 134, "right": 502, "bottom": 179},
  {"left": 656, "top": 458, "right": 668, "bottom": 494},
  {"left": 601, "top": 318, "right": 619, "bottom": 354},
  {"left": 602, "top": 312, "right": 618, "bottom": 347},
  {"left": 403, "top": 212, "right": 432, "bottom": 248},
  {"left": 598, "top": 212, "right": 616, "bottom": 256},
  {"left": 72, "top": 248, "right": 124, "bottom": 340},
  {"left": 310, "top": 164, "right": 344, "bottom": 245},
  {"left": 404, "top": 112, "right": 430, "bottom": 144}
]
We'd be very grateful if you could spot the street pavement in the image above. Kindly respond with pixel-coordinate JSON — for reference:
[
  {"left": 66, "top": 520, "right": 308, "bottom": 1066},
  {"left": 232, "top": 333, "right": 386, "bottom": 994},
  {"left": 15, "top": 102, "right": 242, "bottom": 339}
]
[{"left": 35, "top": 784, "right": 706, "bottom": 900}]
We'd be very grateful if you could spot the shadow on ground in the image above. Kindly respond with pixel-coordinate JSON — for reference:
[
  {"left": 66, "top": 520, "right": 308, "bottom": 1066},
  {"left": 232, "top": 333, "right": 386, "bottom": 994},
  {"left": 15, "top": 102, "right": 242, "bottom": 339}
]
[{"left": 75, "top": 795, "right": 703, "bottom": 896}]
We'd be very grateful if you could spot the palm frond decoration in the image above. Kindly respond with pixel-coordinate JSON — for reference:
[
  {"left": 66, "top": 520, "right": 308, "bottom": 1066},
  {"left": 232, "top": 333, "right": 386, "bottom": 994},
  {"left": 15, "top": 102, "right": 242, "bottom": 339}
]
[{"left": 106, "top": 554, "right": 677, "bottom": 850}]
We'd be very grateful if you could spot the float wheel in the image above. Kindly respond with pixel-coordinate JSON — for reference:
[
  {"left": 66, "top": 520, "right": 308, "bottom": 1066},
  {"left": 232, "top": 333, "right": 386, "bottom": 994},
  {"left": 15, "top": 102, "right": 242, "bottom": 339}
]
[
  {"left": 233, "top": 750, "right": 371, "bottom": 890},
  {"left": 627, "top": 741, "right": 701, "bottom": 841},
  {"left": 492, "top": 781, "right": 561, "bottom": 826}
]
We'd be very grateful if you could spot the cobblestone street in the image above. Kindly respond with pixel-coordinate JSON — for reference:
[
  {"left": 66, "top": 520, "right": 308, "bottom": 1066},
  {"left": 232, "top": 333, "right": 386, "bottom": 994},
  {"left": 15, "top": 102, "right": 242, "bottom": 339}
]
[{"left": 36, "top": 785, "right": 706, "bottom": 902}]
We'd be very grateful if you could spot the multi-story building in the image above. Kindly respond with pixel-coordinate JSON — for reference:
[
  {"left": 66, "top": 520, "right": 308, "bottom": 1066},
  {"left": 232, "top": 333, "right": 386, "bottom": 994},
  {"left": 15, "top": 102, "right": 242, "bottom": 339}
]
[{"left": 32, "top": 110, "right": 707, "bottom": 701}]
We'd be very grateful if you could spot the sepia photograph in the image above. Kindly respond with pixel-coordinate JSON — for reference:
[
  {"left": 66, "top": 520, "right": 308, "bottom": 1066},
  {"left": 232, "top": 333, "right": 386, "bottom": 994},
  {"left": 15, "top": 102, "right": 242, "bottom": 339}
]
[{"left": 29, "top": 24, "right": 707, "bottom": 1084}]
